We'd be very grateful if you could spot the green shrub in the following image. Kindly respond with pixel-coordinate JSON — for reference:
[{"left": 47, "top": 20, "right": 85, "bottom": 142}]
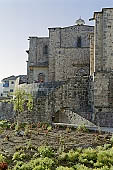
[
  {"left": 13, "top": 157, "right": 54, "bottom": 170},
  {"left": 12, "top": 151, "right": 21, "bottom": 161},
  {"left": 0, "top": 127, "right": 4, "bottom": 134},
  {"left": 74, "top": 164, "right": 92, "bottom": 170},
  {"left": 13, "top": 161, "right": 23, "bottom": 170},
  {"left": 31, "top": 157, "right": 54, "bottom": 169},
  {"left": 19, "top": 163, "right": 32, "bottom": 170},
  {"left": 20, "top": 122, "right": 28, "bottom": 129},
  {"left": 47, "top": 125, "right": 52, "bottom": 131},
  {"left": 12, "top": 150, "right": 27, "bottom": 161},
  {"left": 24, "top": 124, "right": 30, "bottom": 136},
  {"left": 110, "top": 135, "right": 113, "bottom": 144},
  {"left": 103, "top": 144, "right": 112, "bottom": 150},
  {"left": 33, "top": 165, "right": 45, "bottom": 170},
  {"left": 58, "top": 152, "right": 68, "bottom": 161},
  {"left": 15, "top": 121, "right": 20, "bottom": 132},
  {"left": 0, "top": 154, "right": 5, "bottom": 162},
  {"left": 14, "top": 161, "right": 32, "bottom": 170},
  {"left": 58, "top": 150, "right": 79, "bottom": 164},
  {"left": 67, "top": 150, "right": 79, "bottom": 162},
  {"left": 96, "top": 146, "right": 104, "bottom": 151},
  {"left": 56, "top": 166, "right": 74, "bottom": 170},
  {"left": 94, "top": 148, "right": 113, "bottom": 167},
  {"left": 79, "top": 148, "right": 97, "bottom": 166},
  {"left": 0, "top": 120, "right": 11, "bottom": 129},
  {"left": 94, "top": 165, "right": 110, "bottom": 170},
  {"left": 76, "top": 124, "right": 88, "bottom": 133},
  {"left": 38, "top": 146, "right": 54, "bottom": 158}
]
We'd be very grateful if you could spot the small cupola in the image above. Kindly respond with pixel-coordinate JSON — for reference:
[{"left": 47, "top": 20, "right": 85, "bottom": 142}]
[{"left": 76, "top": 17, "right": 85, "bottom": 25}]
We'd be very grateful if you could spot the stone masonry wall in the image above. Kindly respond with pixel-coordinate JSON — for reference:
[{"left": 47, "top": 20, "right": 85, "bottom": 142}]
[
  {"left": 48, "top": 25, "right": 94, "bottom": 81},
  {"left": 94, "top": 12, "right": 103, "bottom": 72},
  {"left": 92, "top": 8, "right": 113, "bottom": 127},
  {"left": 0, "top": 102, "right": 14, "bottom": 121},
  {"left": 58, "top": 109, "right": 95, "bottom": 126},
  {"left": 28, "top": 37, "right": 49, "bottom": 83},
  {"left": 60, "top": 25, "right": 93, "bottom": 48},
  {"left": 55, "top": 47, "right": 90, "bottom": 81},
  {"left": 47, "top": 76, "right": 93, "bottom": 123},
  {"left": 90, "top": 33, "right": 94, "bottom": 76},
  {"left": 94, "top": 9, "right": 113, "bottom": 72},
  {"left": 48, "top": 28, "right": 61, "bottom": 81},
  {"left": 93, "top": 72, "right": 113, "bottom": 127},
  {"left": 102, "top": 9, "right": 113, "bottom": 71},
  {"left": 14, "top": 75, "right": 94, "bottom": 125},
  {"left": 17, "top": 96, "right": 51, "bottom": 123}
]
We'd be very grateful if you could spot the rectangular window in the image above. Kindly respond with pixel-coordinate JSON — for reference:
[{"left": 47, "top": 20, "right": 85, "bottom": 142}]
[
  {"left": 3, "top": 81, "right": 9, "bottom": 87},
  {"left": 11, "top": 81, "right": 14, "bottom": 84},
  {"left": 77, "top": 36, "right": 81, "bottom": 48}
]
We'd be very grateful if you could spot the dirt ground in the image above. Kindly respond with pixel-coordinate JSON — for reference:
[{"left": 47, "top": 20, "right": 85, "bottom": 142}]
[{"left": 0, "top": 125, "right": 112, "bottom": 158}]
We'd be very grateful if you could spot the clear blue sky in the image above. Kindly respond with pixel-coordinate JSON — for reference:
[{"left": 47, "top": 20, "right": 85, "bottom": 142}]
[{"left": 0, "top": 0, "right": 113, "bottom": 82}]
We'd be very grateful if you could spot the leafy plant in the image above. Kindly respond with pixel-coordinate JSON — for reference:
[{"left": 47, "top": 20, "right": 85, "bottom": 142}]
[
  {"left": 31, "top": 157, "right": 55, "bottom": 169},
  {"left": 13, "top": 89, "right": 26, "bottom": 115},
  {"left": 38, "top": 146, "right": 54, "bottom": 158},
  {"left": 13, "top": 161, "right": 24, "bottom": 170},
  {"left": 0, "top": 154, "right": 5, "bottom": 162},
  {"left": 24, "top": 124, "right": 30, "bottom": 136},
  {"left": 56, "top": 166, "right": 74, "bottom": 170},
  {"left": 12, "top": 150, "right": 26, "bottom": 161},
  {"left": 26, "top": 93, "right": 33, "bottom": 112},
  {"left": 76, "top": 124, "right": 88, "bottom": 133},
  {"left": 74, "top": 163, "right": 92, "bottom": 170},
  {"left": 94, "top": 148, "right": 113, "bottom": 168},
  {"left": 0, "top": 127, "right": 4, "bottom": 134},
  {"left": 14, "top": 157, "right": 55, "bottom": 170},
  {"left": 47, "top": 125, "right": 52, "bottom": 132},
  {"left": 15, "top": 121, "right": 20, "bottom": 132},
  {"left": 110, "top": 135, "right": 113, "bottom": 144},
  {"left": 26, "top": 140, "right": 33, "bottom": 150},
  {"left": 67, "top": 150, "right": 79, "bottom": 162},
  {"left": 58, "top": 152, "right": 68, "bottom": 161},
  {"left": 79, "top": 148, "right": 97, "bottom": 166},
  {"left": 65, "top": 127, "right": 71, "bottom": 133},
  {"left": 0, "top": 120, "right": 11, "bottom": 129},
  {"left": 103, "top": 144, "right": 112, "bottom": 150},
  {"left": 58, "top": 150, "right": 79, "bottom": 163},
  {"left": 13, "top": 89, "right": 33, "bottom": 116}
]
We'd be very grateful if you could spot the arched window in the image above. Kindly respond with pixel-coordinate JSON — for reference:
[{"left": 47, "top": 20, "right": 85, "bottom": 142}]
[
  {"left": 38, "top": 73, "right": 45, "bottom": 82},
  {"left": 43, "top": 45, "right": 48, "bottom": 55},
  {"left": 76, "top": 68, "right": 87, "bottom": 76},
  {"left": 77, "top": 36, "right": 81, "bottom": 48}
]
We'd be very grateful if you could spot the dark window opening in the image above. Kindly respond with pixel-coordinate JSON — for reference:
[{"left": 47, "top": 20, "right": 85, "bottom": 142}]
[
  {"left": 10, "top": 89, "right": 13, "bottom": 92},
  {"left": 38, "top": 73, "right": 45, "bottom": 82},
  {"left": 43, "top": 45, "right": 48, "bottom": 55},
  {"left": 77, "top": 36, "right": 81, "bottom": 48},
  {"left": 3, "top": 81, "right": 9, "bottom": 87},
  {"left": 11, "top": 81, "right": 14, "bottom": 84}
]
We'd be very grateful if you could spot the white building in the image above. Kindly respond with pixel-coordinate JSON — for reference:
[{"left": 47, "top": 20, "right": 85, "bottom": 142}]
[
  {"left": 2, "top": 75, "right": 27, "bottom": 97},
  {"left": 0, "top": 83, "right": 3, "bottom": 97}
]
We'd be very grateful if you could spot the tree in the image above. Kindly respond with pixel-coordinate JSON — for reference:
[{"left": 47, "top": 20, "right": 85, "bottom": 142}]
[
  {"left": 13, "top": 89, "right": 33, "bottom": 116},
  {"left": 27, "top": 93, "right": 33, "bottom": 111}
]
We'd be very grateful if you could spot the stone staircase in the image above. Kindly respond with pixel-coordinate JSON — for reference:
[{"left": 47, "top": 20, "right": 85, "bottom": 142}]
[
  {"left": 36, "top": 81, "right": 65, "bottom": 98},
  {"left": 32, "top": 77, "right": 95, "bottom": 126}
]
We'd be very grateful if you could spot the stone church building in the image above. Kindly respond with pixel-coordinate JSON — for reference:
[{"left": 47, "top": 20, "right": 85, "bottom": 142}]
[
  {"left": 25, "top": 8, "right": 113, "bottom": 127},
  {"left": 27, "top": 18, "right": 94, "bottom": 83}
]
